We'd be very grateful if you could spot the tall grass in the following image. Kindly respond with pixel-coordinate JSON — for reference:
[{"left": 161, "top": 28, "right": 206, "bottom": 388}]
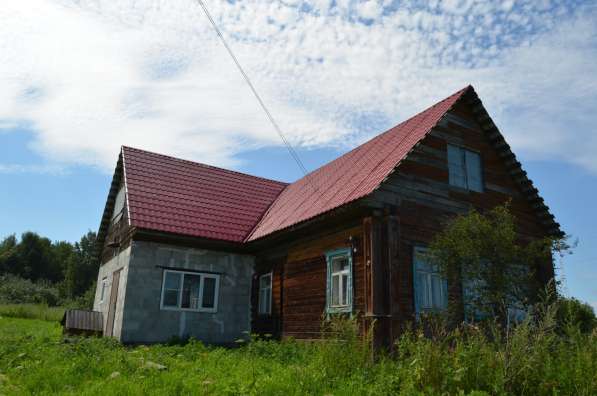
[
  {"left": 0, "top": 304, "right": 65, "bottom": 322},
  {"left": 0, "top": 303, "right": 595, "bottom": 395}
]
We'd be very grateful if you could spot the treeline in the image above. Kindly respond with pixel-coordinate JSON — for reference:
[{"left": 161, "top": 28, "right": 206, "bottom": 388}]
[{"left": 0, "top": 231, "right": 98, "bottom": 307}]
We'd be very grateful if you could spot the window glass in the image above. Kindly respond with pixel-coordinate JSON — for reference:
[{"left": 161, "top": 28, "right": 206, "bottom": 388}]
[
  {"left": 326, "top": 250, "right": 352, "bottom": 312},
  {"left": 100, "top": 277, "right": 107, "bottom": 302},
  {"left": 163, "top": 272, "right": 181, "bottom": 307},
  {"left": 447, "top": 144, "right": 483, "bottom": 192},
  {"left": 161, "top": 271, "right": 219, "bottom": 311},
  {"left": 259, "top": 274, "right": 271, "bottom": 289},
  {"left": 431, "top": 274, "right": 445, "bottom": 309},
  {"left": 202, "top": 276, "right": 216, "bottom": 309},
  {"left": 341, "top": 273, "right": 348, "bottom": 305},
  {"left": 447, "top": 145, "right": 467, "bottom": 188},
  {"left": 465, "top": 150, "right": 483, "bottom": 192},
  {"left": 112, "top": 187, "right": 126, "bottom": 220},
  {"left": 258, "top": 274, "right": 272, "bottom": 314},
  {"left": 181, "top": 274, "right": 201, "bottom": 309},
  {"left": 414, "top": 247, "right": 448, "bottom": 314},
  {"left": 332, "top": 257, "right": 349, "bottom": 273},
  {"left": 331, "top": 274, "right": 340, "bottom": 306}
]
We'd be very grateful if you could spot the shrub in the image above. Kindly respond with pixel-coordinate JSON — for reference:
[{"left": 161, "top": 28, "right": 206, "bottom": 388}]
[
  {"left": 556, "top": 296, "right": 597, "bottom": 333},
  {"left": 0, "top": 274, "right": 60, "bottom": 306}
]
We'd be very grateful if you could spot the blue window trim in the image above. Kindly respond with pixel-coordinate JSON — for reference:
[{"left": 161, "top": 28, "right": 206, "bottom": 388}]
[{"left": 325, "top": 247, "right": 353, "bottom": 314}]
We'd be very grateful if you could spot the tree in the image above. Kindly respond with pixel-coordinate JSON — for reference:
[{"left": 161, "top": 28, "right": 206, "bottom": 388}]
[
  {"left": 427, "top": 204, "right": 563, "bottom": 327},
  {"left": 14, "top": 232, "right": 55, "bottom": 281},
  {"left": 64, "top": 231, "right": 98, "bottom": 298},
  {"left": 0, "top": 234, "right": 18, "bottom": 274},
  {"left": 556, "top": 297, "right": 597, "bottom": 334}
]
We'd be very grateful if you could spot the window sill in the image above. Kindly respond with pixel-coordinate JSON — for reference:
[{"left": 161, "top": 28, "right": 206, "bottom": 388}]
[
  {"left": 448, "top": 184, "right": 483, "bottom": 194},
  {"left": 160, "top": 306, "right": 217, "bottom": 314},
  {"left": 326, "top": 306, "right": 352, "bottom": 314}
]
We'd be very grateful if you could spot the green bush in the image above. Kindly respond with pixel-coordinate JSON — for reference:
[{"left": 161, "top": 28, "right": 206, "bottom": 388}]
[
  {"left": 556, "top": 296, "right": 597, "bottom": 333},
  {"left": 0, "top": 274, "right": 60, "bottom": 306}
]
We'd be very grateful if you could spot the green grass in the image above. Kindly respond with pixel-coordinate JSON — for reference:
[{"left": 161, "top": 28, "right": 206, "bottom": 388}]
[
  {"left": 0, "top": 304, "right": 65, "bottom": 322},
  {"left": 0, "top": 312, "right": 595, "bottom": 395}
]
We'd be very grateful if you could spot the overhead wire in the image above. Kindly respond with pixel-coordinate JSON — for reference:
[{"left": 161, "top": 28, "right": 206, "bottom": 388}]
[{"left": 195, "top": 0, "right": 320, "bottom": 193}]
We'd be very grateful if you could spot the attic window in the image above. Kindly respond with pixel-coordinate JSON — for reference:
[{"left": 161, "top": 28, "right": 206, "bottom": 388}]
[
  {"left": 447, "top": 145, "right": 483, "bottom": 192},
  {"left": 112, "top": 187, "right": 126, "bottom": 221}
]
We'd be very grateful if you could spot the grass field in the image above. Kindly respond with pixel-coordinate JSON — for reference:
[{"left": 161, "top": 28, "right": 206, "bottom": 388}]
[
  {"left": 0, "top": 304, "right": 65, "bottom": 322},
  {"left": 0, "top": 305, "right": 595, "bottom": 395}
]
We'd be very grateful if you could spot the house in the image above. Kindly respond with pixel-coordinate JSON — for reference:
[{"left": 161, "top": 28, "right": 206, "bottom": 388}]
[{"left": 93, "top": 85, "right": 560, "bottom": 345}]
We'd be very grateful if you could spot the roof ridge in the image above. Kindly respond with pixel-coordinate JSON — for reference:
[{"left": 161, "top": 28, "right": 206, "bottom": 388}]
[
  {"left": 246, "top": 85, "right": 472, "bottom": 241},
  {"left": 122, "top": 146, "right": 289, "bottom": 187}
]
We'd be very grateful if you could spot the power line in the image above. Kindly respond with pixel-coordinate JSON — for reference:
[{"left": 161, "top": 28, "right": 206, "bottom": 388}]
[{"left": 195, "top": 0, "right": 319, "bottom": 193}]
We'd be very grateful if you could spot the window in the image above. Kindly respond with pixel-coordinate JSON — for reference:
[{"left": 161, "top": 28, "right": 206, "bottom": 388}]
[
  {"left": 100, "top": 277, "right": 108, "bottom": 303},
  {"left": 413, "top": 246, "right": 447, "bottom": 314},
  {"left": 112, "top": 187, "right": 126, "bottom": 221},
  {"left": 326, "top": 248, "right": 352, "bottom": 313},
  {"left": 447, "top": 144, "right": 483, "bottom": 192},
  {"left": 160, "top": 270, "right": 220, "bottom": 312},
  {"left": 258, "top": 273, "right": 272, "bottom": 315},
  {"left": 462, "top": 276, "right": 486, "bottom": 321}
]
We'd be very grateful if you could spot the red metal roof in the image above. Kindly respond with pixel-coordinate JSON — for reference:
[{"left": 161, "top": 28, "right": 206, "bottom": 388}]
[
  {"left": 247, "top": 86, "right": 469, "bottom": 240},
  {"left": 122, "top": 146, "right": 288, "bottom": 242},
  {"left": 121, "top": 86, "right": 469, "bottom": 243}
]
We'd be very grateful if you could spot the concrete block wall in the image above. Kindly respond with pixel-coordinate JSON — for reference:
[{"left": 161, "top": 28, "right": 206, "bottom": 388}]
[
  {"left": 119, "top": 241, "right": 254, "bottom": 344},
  {"left": 93, "top": 246, "right": 131, "bottom": 339}
]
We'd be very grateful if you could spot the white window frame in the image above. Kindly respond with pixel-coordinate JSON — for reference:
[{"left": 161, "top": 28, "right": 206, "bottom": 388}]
[
  {"left": 447, "top": 144, "right": 483, "bottom": 192},
  {"left": 330, "top": 257, "right": 350, "bottom": 308},
  {"left": 159, "top": 269, "right": 220, "bottom": 313},
  {"left": 325, "top": 248, "right": 353, "bottom": 314},
  {"left": 258, "top": 272, "right": 273, "bottom": 316},
  {"left": 100, "top": 277, "right": 108, "bottom": 303}
]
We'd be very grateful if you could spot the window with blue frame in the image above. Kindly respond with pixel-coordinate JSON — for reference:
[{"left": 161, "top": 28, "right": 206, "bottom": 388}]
[
  {"left": 325, "top": 248, "right": 353, "bottom": 314},
  {"left": 413, "top": 246, "right": 448, "bottom": 315}
]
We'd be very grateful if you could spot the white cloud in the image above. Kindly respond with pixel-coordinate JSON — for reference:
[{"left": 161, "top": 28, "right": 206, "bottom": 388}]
[
  {"left": 0, "top": 0, "right": 595, "bottom": 174},
  {"left": 356, "top": 1, "right": 382, "bottom": 20}
]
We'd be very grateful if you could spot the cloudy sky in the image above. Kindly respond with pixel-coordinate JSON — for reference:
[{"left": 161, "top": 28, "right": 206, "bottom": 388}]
[{"left": 1, "top": 0, "right": 596, "bottom": 308}]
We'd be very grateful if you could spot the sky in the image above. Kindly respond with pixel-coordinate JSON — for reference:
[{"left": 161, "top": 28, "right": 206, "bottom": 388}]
[{"left": 0, "top": 0, "right": 596, "bottom": 309}]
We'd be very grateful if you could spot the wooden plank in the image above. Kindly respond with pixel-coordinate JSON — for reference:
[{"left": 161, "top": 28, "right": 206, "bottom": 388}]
[{"left": 104, "top": 268, "right": 121, "bottom": 337}]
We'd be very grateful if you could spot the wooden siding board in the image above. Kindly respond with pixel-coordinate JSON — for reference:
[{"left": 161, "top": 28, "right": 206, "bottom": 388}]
[
  {"left": 367, "top": 98, "right": 556, "bottom": 332},
  {"left": 274, "top": 225, "right": 364, "bottom": 339}
]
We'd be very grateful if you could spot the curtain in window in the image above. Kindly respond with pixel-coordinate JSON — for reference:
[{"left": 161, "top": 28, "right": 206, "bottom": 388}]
[
  {"left": 181, "top": 274, "right": 201, "bottom": 309},
  {"left": 413, "top": 247, "right": 448, "bottom": 314}
]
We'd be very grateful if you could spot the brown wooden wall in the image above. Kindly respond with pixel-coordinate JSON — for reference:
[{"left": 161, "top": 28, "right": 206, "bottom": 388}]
[
  {"left": 250, "top": 97, "right": 555, "bottom": 345},
  {"left": 100, "top": 181, "right": 133, "bottom": 264},
  {"left": 252, "top": 225, "right": 364, "bottom": 339},
  {"left": 368, "top": 97, "right": 555, "bottom": 333}
]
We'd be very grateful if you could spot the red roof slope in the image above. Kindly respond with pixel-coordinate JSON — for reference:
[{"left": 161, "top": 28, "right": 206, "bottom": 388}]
[
  {"left": 122, "top": 146, "right": 288, "bottom": 242},
  {"left": 246, "top": 86, "right": 469, "bottom": 240},
  {"left": 119, "top": 86, "right": 469, "bottom": 243}
]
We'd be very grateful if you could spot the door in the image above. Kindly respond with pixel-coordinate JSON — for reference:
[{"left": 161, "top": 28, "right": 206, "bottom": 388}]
[{"left": 105, "top": 269, "right": 122, "bottom": 337}]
